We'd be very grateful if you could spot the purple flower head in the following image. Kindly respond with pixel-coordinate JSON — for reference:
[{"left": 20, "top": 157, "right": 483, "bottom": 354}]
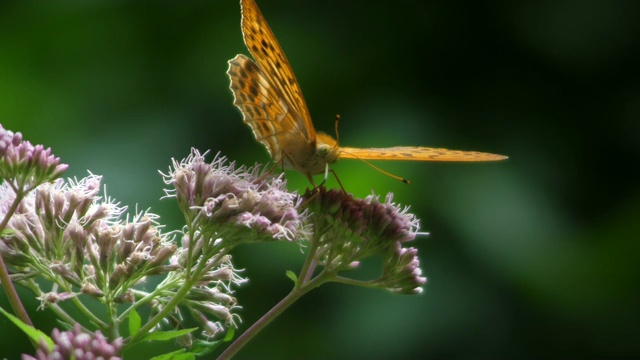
[
  {"left": 303, "top": 186, "right": 426, "bottom": 294},
  {"left": 22, "top": 324, "right": 123, "bottom": 360},
  {"left": 0, "top": 124, "right": 68, "bottom": 190},
  {"left": 376, "top": 243, "right": 427, "bottom": 294},
  {"left": 0, "top": 174, "right": 176, "bottom": 299},
  {"left": 162, "top": 149, "right": 309, "bottom": 246}
]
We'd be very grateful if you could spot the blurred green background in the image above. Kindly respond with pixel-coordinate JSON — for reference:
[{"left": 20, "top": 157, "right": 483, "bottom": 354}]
[{"left": 1, "top": 0, "right": 639, "bottom": 358}]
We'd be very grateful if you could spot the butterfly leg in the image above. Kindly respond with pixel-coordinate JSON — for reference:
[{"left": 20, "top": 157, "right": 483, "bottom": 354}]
[
  {"left": 329, "top": 169, "right": 347, "bottom": 193},
  {"left": 256, "top": 161, "right": 283, "bottom": 184},
  {"left": 304, "top": 173, "right": 318, "bottom": 188},
  {"left": 298, "top": 184, "right": 323, "bottom": 210},
  {"left": 279, "top": 150, "right": 320, "bottom": 188}
]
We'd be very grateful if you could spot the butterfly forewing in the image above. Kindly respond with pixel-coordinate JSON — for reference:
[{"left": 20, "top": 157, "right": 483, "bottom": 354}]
[
  {"left": 239, "top": 0, "right": 316, "bottom": 142},
  {"left": 339, "top": 146, "right": 507, "bottom": 162}
]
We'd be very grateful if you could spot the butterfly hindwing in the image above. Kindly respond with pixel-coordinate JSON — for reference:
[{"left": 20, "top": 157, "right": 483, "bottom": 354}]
[
  {"left": 239, "top": 0, "right": 316, "bottom": 143},
  {"left": 228, "top": 54, "right": 310, "bottom": 162}
]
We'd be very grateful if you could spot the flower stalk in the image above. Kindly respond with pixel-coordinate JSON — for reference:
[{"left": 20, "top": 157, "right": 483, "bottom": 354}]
[{"left": 220, "top": 185, "right": 427, "bottom": 357}]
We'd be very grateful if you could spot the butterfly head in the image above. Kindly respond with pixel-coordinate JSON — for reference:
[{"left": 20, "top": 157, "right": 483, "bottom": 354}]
[
  {"left": 296, "top": 131, "right": 339, "bottom": 183},
  {"left": 315, "top": 132, "right": 339, "bottom": 165}
]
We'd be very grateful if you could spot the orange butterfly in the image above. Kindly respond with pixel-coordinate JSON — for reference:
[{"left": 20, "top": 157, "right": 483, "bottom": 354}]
[{"left": 227, "top": 0, "right": 506, "bottom": 184}]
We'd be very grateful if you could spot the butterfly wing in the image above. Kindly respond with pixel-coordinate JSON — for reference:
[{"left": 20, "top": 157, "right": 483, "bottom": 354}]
[
  {"left": 228, "top": 54, "right": 309, "bottom": 162},
  {"left": 239, "top": 0, "right": 315, "bottom": 142},
  {"left": 338, "top": 146, "right": 508, "bottom": 161}
]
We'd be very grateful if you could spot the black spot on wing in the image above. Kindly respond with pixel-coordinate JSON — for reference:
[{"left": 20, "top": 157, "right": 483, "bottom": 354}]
[
  {"left": 261, "top": 121, "right": 270, "bottom": 134},
  {"left": 260, "top": 39, "right": 275, "bottom": 57},
  {"left": 249, "top": 83, "right": 259, "bottom": 97}
]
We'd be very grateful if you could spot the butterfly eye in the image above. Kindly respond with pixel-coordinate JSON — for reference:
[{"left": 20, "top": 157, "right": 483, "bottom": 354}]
[{"left": 316, "top": 144, "right": 334, "bottom": 160}]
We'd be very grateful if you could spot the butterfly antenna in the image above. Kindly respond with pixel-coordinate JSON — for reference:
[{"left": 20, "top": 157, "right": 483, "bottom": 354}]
[
  {"left": 340, "top": 149, "right": 411, "bottom": 184},
  {"left": 334, "top": 114, "right": 341, "bottom": 145}
]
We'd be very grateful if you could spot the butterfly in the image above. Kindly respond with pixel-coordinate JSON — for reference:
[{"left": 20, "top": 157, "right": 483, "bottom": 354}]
[{"left": 227, "top": 0, "right": 507, "bottom": 184}]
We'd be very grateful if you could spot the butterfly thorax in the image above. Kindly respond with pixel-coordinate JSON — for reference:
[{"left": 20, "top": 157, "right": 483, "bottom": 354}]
[{"left": 282, "top": 131, "right": 339, "bottom": 177}]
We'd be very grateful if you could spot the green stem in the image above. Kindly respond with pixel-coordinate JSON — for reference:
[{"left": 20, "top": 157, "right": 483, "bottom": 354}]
[
  {"left": 118, "top": 277, "right": 178, "bottom": 322},
  {"left": 217, "top": 272, "right": 330, "bottom": 360},
  {"left": 127, "top": 246, "right": 228, "bottom": 344},
  {"left": 70, "top": 295, "right": 107, "bottom": 329},
  {"left": 184, "top": 217, "right": 197, "bottom": 282},
  {"left": 46, "top": 303, "right": 86, "bottom": 330},
  {"left": 332, "top": 275, "right": 376, "bottom": 288},
  {"left": 296, "top": 240, "right": 320, "bottom": 286},
  {"left": 128, "top": 273, "right": 195, "bottom": 343},
  {"left": 105, "top": 297, "right": 120, "bottom": 339},
  {"left": 218, "top": 223, "right": 341, "bottom": 358},
  {"left": 0, "top": 189, "right": 34, "bottom": 331},
  {"left": 22, "top": 280, "right": 106, "bottom": 331}
]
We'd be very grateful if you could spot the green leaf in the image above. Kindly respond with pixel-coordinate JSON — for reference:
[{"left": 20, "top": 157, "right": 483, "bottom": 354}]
[
  {"left": 149, "top": 348, "right": 195, "bottom": 360},
  {"left": 55, "top": 320, "right": 74, "bottom": 332},
  {"left": 128, "top": 308, "right": 142, "bottom": 337},
  {"left": 140, "top": 328, "right": 198, "bottom": 342},
  {"left": 188, "top": 327, "right": 235, "bottom": 356},
  {"left": 1, "top": 228, "right": 15, "bottom": 236},
  {"left": 0, "top": 306, "right": 54, "bottom": 350},
  {"left": 285, "top": 270, "right": 298, "bottom": 284},
  {"left": 189, "top": 339, "right": 222, "bottom": 356},
  {"left": 222, "top": 325, "right": 235, "bottom": 342}
]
